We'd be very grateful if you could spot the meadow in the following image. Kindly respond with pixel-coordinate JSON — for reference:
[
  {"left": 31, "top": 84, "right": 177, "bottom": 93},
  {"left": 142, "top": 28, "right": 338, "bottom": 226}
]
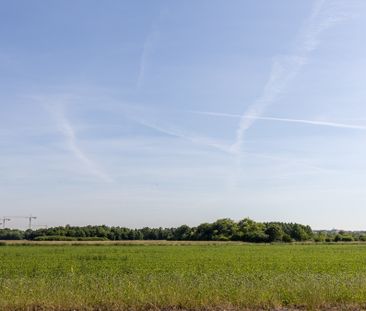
[{"left": 1, "top": 242, "right": 366, "bottom": 310}]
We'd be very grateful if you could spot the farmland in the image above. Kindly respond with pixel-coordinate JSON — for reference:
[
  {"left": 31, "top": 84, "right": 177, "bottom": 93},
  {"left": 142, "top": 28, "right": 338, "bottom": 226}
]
[{"left": 1, "top": 243, "right": 366, "bottom": 310}]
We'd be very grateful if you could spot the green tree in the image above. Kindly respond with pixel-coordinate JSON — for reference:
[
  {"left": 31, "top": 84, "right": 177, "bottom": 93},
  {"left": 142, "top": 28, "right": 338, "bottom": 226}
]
[{"left": 265, "top": 224, "right": 284, "bottom": 242}]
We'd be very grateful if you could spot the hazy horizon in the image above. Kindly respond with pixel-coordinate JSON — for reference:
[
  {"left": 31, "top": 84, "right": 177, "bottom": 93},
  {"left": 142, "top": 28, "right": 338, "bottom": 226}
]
[{"left": 2, "top": 0, "right": 366, "bottom": 231}]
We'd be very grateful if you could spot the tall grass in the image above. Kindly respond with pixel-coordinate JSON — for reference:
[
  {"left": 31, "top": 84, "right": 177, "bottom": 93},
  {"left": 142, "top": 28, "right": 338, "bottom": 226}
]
[{"left": 1, "top": 244, "right": 366, "bottom": 310}]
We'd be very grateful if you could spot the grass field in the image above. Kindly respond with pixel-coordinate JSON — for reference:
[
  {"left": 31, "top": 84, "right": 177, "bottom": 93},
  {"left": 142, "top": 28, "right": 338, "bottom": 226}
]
[{"left": 1, "top": 243, "right": 366, "bottom": 310}]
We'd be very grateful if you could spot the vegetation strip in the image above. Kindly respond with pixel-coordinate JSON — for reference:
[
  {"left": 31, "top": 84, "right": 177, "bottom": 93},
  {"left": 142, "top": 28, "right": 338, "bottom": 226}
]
[
  {"left": 1, "top": 218, "right": 361, "bottom": 242},
  {"left": 2, "top": 244, "right": 366, "bottom": 310}
]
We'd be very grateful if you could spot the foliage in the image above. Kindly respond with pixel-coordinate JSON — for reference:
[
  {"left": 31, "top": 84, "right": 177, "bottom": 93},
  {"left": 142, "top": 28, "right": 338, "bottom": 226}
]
[
  {"left": 2, "top": 219, "right": 366, "bottom": 243},
  {"left": 19, "top": 218, "right": 315, "bottom": 242},
  {"left": 0, "top": 229, "right": 24, "bottom": 240}
]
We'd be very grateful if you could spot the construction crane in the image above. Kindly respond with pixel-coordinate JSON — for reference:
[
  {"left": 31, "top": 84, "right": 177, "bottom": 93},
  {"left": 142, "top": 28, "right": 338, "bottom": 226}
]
[
  {"left": 1, "top": 217, "right": 11, "bottom": 229},
  {"left": 5, "top": 215, "right": 37, "bottom": 230},
  {"left": 27, "top": 215, "right": 37, "bottom": 230}
]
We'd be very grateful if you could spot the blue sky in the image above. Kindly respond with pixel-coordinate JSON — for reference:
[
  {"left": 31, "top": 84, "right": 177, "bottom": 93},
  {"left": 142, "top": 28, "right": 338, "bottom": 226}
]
[{"left": 1, "top": 0, "right": 366, "bottom": 230}]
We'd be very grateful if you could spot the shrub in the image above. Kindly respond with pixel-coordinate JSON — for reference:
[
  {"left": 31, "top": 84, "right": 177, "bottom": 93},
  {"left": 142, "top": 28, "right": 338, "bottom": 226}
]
[{"left": 282, "top": 234, "right": 292, "bottom": 242}]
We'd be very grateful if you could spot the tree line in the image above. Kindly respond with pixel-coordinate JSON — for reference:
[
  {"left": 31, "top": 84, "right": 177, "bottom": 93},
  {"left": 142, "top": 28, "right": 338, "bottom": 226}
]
[{"left": 0, "top": 218, "right": 364, "bottom": 242}]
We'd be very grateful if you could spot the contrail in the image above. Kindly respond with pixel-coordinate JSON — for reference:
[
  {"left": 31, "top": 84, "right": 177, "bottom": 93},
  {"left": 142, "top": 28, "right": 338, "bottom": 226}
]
[
  {"left": 58, "top": 116, "right": 113, "bottom": 182},
  {"left": 193, "top": 111, "right": 366, "bottom": 131},
  {"left": 44, "top": 103, "right": 113, "bottom": 183},
  {"left": 130, "top": 117, "right": 232, "bottom": 154},
  {"left": 136, "top": 30, "right": 158, "bottom": 90},
  {"left": 131, "top": 115, "right": 333, "bottom": 175},
  {"left": 136, "top": 8, "right": 167, "bottom": 90},
  {"left": 232, "top": 0, "right": 351, "bottom": 154}
]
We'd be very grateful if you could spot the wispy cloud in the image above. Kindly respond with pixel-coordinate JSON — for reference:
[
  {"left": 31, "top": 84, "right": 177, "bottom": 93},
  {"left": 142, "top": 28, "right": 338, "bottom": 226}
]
[
  {"left": 136, "top": 30, "right": 158, "bottom": 90},
  {"left": 43, "top": 102, "right": 113, "bottom": 183},
  {"left": 136, "top": 8, "right": 169, "bottom": 90},
  {"left": 192, "top": 111, "right": 366, "bottom": 131},
  {"left": 231, "top": 0, "right": 352, "bottom": 154},
  {"left": 130, "top": 116, "right": 232, "bottom": 154},
  {"left": 130, "top": 115, "right": 334, "bottom": 177}
]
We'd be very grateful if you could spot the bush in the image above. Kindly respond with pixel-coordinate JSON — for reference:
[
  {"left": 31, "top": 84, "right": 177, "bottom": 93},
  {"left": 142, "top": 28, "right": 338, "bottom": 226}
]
[
  {"left": 334, "top": 234, "right": 354, "bottom": 242},
  {"left": 0, "top": 229, "right": 24, "bottom": 240},
  {"left": 359, "top": 235, "right": 366, "bottom": 241},
  {"left": 282, "top": 234, "right": 292, "bottom": 242},
  {"left": 340, "top": 235, "right": 354, "bottom": 242},
  {"left": 265, "top": 224, "right": 284, "bottom": 242}
]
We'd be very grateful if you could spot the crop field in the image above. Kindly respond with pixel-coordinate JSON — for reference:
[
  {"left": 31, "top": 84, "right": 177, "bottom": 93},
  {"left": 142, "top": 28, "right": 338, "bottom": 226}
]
[{"left": 1, "top": 243, "right": 366, "bottom": 310}]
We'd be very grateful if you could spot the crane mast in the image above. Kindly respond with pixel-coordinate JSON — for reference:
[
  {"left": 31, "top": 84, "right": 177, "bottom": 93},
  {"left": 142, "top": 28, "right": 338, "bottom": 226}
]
[
  {"left": 1, "top": 215, "right": 37, "bottom": 229},
  {"left": 1, "top": 218, "right": 11, "bottom": 229},
  {"left": 28, "top": 215, "right": 37, "bottom": 230}
]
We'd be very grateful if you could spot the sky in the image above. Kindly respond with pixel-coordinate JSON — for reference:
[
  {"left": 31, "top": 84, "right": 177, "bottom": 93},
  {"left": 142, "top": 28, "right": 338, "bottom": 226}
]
[{"left": 1, "top": 0, "right": 366, "bottom": 230}]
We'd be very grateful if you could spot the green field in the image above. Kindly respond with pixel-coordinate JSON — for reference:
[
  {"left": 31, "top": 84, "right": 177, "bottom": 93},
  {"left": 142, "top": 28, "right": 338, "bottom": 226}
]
[{"left": 2, "top": 243, "right": 366, "bottom": 310}]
